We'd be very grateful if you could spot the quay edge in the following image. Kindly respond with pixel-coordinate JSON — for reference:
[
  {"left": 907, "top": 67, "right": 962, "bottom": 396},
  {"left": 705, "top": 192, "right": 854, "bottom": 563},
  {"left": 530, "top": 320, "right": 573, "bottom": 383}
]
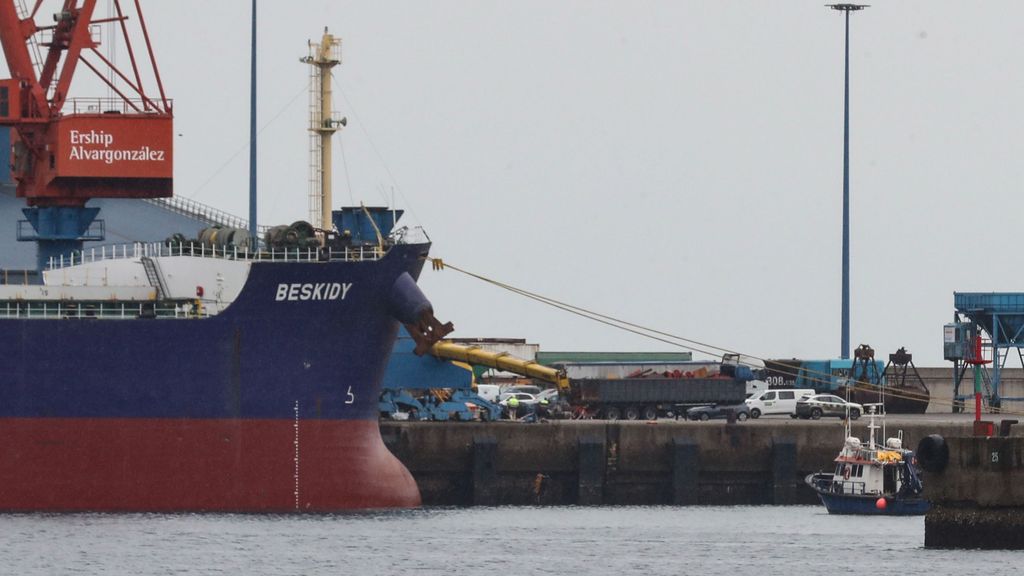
[
  {"left": 381, "top": 419, "right": 980, "bottom": 507},
  {"left": 922, "top": 433, "right": 1024, "bottom": 549}
]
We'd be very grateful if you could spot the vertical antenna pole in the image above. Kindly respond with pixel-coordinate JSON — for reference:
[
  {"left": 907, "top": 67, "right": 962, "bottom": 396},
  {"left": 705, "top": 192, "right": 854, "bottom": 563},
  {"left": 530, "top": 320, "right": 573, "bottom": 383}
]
[{"left": 248, "top": 0, "right": 258, "bottom": 245}]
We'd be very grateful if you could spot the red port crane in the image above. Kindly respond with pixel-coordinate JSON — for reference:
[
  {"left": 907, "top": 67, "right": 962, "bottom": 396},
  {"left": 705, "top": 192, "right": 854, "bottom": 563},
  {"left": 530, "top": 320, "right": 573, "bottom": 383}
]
[{"left": 0, "top": 0, "right": 171, "bottom": 266}]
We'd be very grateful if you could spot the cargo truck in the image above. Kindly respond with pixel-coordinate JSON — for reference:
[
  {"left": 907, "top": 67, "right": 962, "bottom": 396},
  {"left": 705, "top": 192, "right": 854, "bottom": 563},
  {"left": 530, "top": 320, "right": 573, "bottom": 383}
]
[{"left": 568, "top": 376, "right": 748, "bottom": 420}]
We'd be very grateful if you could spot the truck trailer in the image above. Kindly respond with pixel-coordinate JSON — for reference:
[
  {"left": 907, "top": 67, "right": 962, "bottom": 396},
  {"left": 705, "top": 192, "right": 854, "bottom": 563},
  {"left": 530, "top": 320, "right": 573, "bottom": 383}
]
[{"left": 568, "top": 377, "right": 747, "bottom": 420}]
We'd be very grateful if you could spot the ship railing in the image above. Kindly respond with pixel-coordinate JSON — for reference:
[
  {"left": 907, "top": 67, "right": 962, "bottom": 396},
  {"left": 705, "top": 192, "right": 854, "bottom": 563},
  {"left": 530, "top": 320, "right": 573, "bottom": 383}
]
[
  {"left": 64, "top": 97, "right": 173, "bottom": 115},
  {"left": 0, "top": 299, "right": 211, "bottom": 320},
  {"left": 144, "top": 196, "right": 273, "bottom": 235},
  {"left": 830, "top": 479, "right": 872, "bottom": 496},
  {"left": 45, "top": 241, "right": 388, "bottom": 271}
]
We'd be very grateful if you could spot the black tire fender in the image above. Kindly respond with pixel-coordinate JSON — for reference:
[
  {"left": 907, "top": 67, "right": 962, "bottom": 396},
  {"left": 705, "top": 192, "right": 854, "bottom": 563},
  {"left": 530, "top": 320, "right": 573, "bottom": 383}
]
[{"left": 916, "top": 434, "right": 949, "bottom": 473}]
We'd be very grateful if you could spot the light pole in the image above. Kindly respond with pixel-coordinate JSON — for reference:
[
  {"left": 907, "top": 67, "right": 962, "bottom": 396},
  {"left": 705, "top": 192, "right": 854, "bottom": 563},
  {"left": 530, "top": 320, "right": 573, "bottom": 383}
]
[
  {"left": 827, "top": 3, "right": 868, "bottom": 360},
  {"left": 249, "top": 0, "right": 258, "bottom": 247}
]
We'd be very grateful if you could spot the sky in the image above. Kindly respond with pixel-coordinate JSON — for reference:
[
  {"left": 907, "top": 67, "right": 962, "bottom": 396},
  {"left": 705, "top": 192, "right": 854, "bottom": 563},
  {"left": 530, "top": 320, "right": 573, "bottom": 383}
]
[{"left": 6, "top": 1, "right": 1023, "bottom": 366}]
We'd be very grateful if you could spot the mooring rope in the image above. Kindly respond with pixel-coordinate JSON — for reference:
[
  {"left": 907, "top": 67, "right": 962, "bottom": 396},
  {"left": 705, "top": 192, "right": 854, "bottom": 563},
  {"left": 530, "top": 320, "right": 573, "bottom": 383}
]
[{"left": 428, "top": 257, "right": 1023, "bottom": 417}]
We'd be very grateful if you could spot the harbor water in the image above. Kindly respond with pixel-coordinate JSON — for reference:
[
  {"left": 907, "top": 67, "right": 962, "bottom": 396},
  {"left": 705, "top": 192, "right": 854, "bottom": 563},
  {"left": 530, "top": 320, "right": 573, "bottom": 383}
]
[{"left": 0, "top": 506, "right": 1016, "bottom": 575}]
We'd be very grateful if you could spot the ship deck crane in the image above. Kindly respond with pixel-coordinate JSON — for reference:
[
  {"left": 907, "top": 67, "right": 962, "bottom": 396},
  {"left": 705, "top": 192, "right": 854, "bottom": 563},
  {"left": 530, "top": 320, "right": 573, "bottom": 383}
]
[{"left": 0, "top": 0, "right": 172, "bottom": 270}]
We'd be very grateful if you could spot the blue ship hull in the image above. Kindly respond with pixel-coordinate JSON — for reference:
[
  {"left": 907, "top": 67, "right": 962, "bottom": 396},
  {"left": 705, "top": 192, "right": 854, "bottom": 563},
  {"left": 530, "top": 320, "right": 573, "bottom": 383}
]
[
  {"left": 0, "top": 242, "right": 437, "bottom": 511},
  {"left": 815, "top": 492, "right": 930, "bottom": 516}
]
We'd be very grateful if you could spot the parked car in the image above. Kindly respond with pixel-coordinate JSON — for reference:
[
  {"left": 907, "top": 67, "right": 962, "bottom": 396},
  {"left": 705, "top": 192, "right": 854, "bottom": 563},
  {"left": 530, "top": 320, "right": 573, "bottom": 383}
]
[
  {"left": 535, "top": 388, "right": 561, "bottom": 403},
  {"left": 500, "top": 385, "right": 543, "bottom": 396},
  {"left": 686, "top": 403, "right": 750, "bottom": 422},
  {"left": 498, "top": 391, "right": 540, "bottom": 419},
  {"left": 795, "top": 394, "right": 862, "bottom": 420},
  {"left": 497, "top": 392, "right": 539, "bottom": 408},
  {"left": 745, "top": 388, "right": 816, "bottom": 419}
]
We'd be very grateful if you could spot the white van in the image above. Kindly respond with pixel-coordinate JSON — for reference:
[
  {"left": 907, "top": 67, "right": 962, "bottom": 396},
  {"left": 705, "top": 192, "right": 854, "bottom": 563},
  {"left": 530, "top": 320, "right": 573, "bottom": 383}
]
[
  {"left": 475, "top": 384, "right": 501, "bottom": 403},
  {"left": 745, "top": 388, "right": 816, "bottom": 419}
]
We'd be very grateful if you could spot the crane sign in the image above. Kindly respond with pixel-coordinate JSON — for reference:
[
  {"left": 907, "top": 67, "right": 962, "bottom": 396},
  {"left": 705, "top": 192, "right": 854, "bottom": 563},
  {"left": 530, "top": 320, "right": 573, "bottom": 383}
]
[{"left": 0, "top": 0, "right": 171, "bottom": 268}]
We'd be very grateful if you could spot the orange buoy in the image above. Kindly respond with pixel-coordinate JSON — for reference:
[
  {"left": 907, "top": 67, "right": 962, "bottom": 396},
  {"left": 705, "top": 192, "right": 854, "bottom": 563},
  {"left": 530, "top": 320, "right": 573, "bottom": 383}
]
[{"left": 876, "top": 497, "right": 887, "bottom": 510}]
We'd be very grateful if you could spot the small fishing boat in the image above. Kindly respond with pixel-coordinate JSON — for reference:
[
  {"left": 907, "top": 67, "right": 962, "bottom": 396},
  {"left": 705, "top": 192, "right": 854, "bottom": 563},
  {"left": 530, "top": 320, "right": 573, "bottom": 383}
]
[{"left": 805, "top": 404, "right": 929, "bottom": 515}]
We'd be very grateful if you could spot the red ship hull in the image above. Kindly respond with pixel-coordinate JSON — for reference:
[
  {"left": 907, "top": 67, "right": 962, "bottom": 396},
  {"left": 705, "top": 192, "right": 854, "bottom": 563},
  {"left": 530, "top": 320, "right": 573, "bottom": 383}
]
[{"left": 0, "top": 418, "right": 420, "bottom": 511}]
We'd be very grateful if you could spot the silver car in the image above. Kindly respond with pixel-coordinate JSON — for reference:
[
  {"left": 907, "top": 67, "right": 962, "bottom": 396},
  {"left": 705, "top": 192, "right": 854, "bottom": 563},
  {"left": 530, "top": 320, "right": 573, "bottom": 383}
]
[
  {"left": 795, "top": 394, "right": 862, "bottom": 420},
  {"left": 497, "top": 392, "right": 539, "bottom": 408}
]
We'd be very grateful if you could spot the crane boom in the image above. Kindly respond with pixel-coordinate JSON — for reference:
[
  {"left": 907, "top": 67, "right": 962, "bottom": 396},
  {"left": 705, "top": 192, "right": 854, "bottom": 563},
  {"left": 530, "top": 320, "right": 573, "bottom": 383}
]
[
  {"left": 0, "top": 2, "right": 45, "bottom": 116},
  {"left": 0, "top": 1, "right": 172, "bottom": 269},
  {"left": 430, "top": 341, "right": 570, "bottom": 392},
  {"left": 0, "top": 0, "right": 172, "bottom": 205}
]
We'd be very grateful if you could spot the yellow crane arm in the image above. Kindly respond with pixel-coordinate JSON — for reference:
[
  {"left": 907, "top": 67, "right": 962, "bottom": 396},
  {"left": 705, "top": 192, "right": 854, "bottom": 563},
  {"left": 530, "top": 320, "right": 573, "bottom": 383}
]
[{"left": 430, "top": 341, "right": 570, "bottom": 392}]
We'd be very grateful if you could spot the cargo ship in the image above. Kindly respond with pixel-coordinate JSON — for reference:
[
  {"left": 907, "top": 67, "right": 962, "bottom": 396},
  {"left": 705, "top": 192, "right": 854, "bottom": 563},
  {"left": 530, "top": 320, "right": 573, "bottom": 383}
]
[
  {"left": 0, "top": 210, "right": 448, "bottom": 511},
  {"left": 0, "top": 3, "right": 450, "bottom": 511}
]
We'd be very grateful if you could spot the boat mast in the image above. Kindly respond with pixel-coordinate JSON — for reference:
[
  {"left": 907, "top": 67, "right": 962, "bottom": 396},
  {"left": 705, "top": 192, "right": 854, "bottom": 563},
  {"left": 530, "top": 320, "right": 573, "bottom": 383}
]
[{"left": 866, "top": 406, "right": 879, "bottom": 450}]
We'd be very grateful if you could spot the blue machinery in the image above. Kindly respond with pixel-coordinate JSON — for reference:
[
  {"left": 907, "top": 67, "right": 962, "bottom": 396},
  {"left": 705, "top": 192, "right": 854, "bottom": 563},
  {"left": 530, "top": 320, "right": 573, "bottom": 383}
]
[
  {"left": 0, "top": 126, "right": 107, "bottom": 272},
  {"left": 946, "top": 292, "right": 1024, "bottom": 411},
  {"left": 18, "top": 206, "right": 105, "bottom": 271},
  {"left": 379, "top": 332, "right": 504, "bottom": 421}
]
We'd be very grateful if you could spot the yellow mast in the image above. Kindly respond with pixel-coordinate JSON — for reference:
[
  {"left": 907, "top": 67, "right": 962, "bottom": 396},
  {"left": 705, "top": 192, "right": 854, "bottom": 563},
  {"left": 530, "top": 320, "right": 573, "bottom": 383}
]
[{"left": 302, "top": 29, "right": 345, "bottom": 231}]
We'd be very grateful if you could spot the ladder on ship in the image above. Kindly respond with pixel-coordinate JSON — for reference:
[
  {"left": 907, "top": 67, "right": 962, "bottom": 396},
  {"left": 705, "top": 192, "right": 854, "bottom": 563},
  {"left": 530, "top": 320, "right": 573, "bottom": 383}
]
[{"left": 141, "top": 257, "right": 169, "bottom": 301}]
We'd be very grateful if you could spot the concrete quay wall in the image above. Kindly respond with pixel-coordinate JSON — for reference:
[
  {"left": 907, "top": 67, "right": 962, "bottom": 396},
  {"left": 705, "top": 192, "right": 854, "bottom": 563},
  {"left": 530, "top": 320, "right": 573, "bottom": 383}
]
[
  {"left": 381, "top": 419, "right": 976, "bottom": 507},
  {"left": 918, "top": 367, "right": 1024, "bottom": 412},
  {"left": 924, "top": 434, "right": 1024, "bottom": 549}
]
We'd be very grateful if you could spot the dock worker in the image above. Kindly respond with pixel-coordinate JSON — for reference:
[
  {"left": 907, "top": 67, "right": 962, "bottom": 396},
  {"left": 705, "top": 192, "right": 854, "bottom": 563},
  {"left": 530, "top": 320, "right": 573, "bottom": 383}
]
[{"left": 507, "top": 395, "right": 520, "bottom": 420}]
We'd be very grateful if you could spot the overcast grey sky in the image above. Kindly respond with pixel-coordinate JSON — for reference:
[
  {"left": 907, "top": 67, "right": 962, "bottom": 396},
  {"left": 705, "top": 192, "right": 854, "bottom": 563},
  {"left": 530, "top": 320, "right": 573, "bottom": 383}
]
[{"left": 16, "top": 1, "right": 1024, "bottom": 366}]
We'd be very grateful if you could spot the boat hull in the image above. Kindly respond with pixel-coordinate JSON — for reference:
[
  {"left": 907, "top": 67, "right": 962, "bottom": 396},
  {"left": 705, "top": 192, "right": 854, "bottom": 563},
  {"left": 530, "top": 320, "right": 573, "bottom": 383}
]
[
  {"left": 0, "top": 417, "right": 419, "bottom": 511},
  {"left": 0, "top": 242, "right": 433, "bottom": 511},
  {"left": 815, "top": 491, "right": 930, "bottom": 516},
  {"left": 805, "top": 473, "right": 929, "bottom": 516}
]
